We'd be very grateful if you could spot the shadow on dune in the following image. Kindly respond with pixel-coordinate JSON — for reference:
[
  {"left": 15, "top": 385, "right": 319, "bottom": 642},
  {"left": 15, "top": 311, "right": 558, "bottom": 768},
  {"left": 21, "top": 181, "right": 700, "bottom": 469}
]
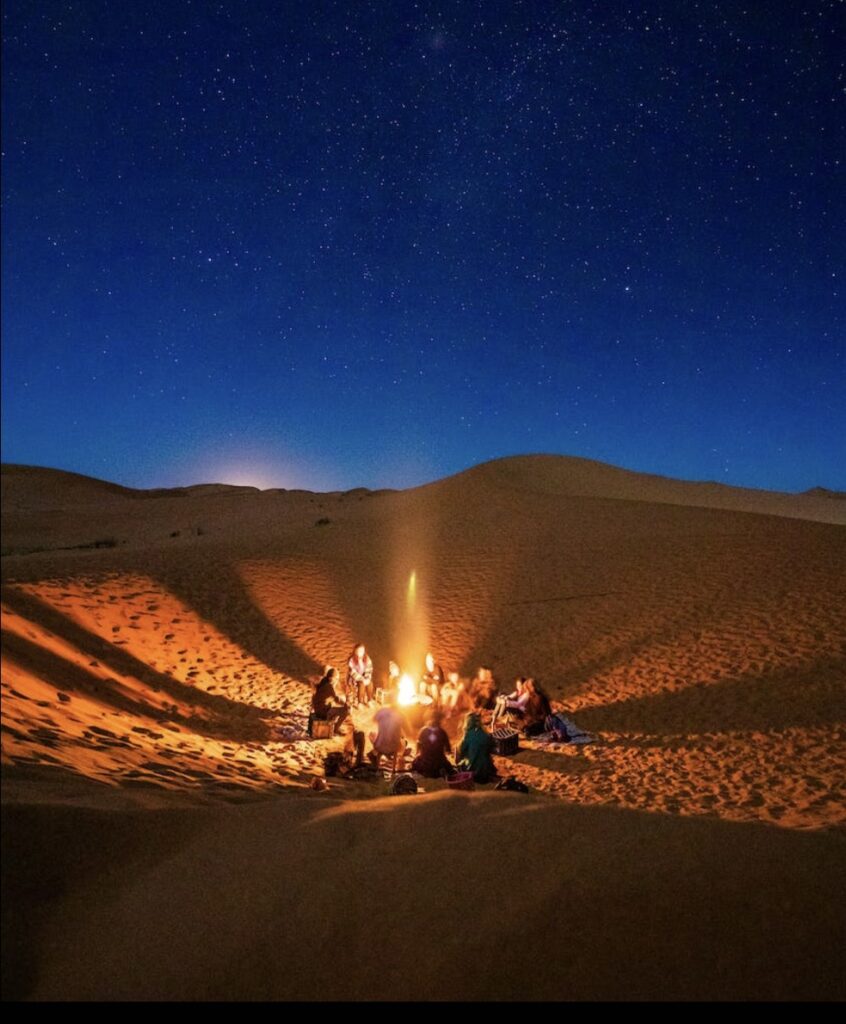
[
  {"left": 1, "top": 587, "right": 273, "bottom": 742},
  {"left": 152, "top": 559, "right": 324, "bottom": 684},
  {"left": 576, "top": 656, "right": 846, "bottom": 735},
  {"left": 3, "top": 791, "right": 844, "bottom": 1001},
  {"left": 1, "top": 793, "right": 207, "bottom": 1001},
  {"left": 453, "top": 507, "right": 651, "bottom": 685}
]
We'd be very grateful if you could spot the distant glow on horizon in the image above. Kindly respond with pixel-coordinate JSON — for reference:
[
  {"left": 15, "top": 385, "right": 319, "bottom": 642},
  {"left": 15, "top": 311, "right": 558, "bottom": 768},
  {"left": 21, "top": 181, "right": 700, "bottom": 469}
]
[
  {"left": 174, "top": 446, "right": 329, "bottom": 492},
  {"left": 195, "top": 464, "right": 285, "bottom": 491}
]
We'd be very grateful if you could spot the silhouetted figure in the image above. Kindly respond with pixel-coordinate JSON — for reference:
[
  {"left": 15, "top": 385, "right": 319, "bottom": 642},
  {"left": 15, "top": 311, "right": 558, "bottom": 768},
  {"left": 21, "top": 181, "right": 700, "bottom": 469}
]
[
  {"left": 368, "top": 692, "right": 405, "bottom": 763},
  {"left": 312, "top": 666, "right": 350, "bottom": 735},
  {"left": 411, "top": 710, "right": 455, "bottom": 778}
]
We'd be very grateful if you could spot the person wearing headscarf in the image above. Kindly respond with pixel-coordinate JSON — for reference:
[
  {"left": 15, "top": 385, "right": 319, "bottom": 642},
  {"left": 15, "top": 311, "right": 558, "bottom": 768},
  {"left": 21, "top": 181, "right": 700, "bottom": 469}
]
[{"left": 456, "top": 711, "right": 498, "bottom": 783}]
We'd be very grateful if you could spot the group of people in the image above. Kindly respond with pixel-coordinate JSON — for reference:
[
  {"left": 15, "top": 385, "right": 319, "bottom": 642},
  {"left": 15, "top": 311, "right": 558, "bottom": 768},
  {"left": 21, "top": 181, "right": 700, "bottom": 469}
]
[
  {"left": 310, "top": 644, "right": 557, "bottom": 784},
  {"left": 490, "top": 676, "right": 553, "bottom": 734}
]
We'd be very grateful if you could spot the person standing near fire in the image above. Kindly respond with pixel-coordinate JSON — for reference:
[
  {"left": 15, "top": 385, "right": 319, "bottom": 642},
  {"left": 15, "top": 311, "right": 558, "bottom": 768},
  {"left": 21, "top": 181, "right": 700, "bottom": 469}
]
[{"left": 346, "top": 642, "right": 374, "bottom": 707}]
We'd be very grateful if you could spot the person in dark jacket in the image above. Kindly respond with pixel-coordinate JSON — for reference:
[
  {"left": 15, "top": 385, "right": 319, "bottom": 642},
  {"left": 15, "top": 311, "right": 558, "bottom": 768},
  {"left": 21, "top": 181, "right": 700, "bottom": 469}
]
[
  {"left": 311, "top": 666, "right": 350, "bottom": 735},
  {"left": 411, "top": 710, "right": 455, "bottom": 778},
  {"left": 457, "top": 712, "right": 498, "bottom": 783}
]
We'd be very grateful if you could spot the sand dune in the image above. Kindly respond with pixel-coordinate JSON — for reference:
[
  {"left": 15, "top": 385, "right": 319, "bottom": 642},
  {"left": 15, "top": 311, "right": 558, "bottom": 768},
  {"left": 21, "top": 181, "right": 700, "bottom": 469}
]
[
  {"left": 4, "top": 787, "right": 844, "bottom": 1001},
  {"left": 2, "top": 454, "right": 844, "bottom": 999}
]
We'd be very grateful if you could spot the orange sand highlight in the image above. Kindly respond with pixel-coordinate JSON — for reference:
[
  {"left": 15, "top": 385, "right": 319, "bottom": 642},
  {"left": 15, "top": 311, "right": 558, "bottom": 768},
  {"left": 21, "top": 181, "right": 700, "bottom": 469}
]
[
  {"left": 2, "top": 457, "right": 844, "bottom": 828},
  {"left": 1, "top": 456, "right": 844, "bottom": 999}
]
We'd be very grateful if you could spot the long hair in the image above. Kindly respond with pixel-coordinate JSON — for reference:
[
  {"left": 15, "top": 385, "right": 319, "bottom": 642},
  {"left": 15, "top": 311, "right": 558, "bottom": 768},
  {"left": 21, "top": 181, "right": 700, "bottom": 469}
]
[{"left": 462, "top": 711, "right": 484, "bottom": 738}]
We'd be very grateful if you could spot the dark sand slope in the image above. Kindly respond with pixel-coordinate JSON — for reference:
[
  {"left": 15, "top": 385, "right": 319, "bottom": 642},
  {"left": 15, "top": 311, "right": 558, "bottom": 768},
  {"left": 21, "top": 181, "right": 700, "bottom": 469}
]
[
  {"left": 3, "top": 788, "right": 844, "bottom": 1001},
  {"left": 2, "top": 455, "right": 845, "bottom": 1000}
]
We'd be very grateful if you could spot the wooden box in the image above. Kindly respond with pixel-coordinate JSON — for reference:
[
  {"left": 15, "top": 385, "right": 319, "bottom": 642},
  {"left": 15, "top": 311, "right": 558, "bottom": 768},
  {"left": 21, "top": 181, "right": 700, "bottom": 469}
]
[
  {"left": 309, "top": 717, "right": 334, "bottom": 739},
  {"left": 493, "top": 728, "right": 520, "bottom": 756}
]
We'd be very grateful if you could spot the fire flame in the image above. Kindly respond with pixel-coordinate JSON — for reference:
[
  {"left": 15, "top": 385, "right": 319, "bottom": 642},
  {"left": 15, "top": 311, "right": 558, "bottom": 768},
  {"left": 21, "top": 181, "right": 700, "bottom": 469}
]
[{"left": 398, "top": 673, "right": 417, "bottom": 706}]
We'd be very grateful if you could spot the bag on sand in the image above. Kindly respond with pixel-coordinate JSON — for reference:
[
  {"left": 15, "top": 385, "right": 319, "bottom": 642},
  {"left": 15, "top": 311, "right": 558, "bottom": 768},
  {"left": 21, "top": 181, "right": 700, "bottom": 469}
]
[
  {"left": 323, "top": 751, "right": 346, "bottom": 777},
  {"left": 390, "top": 773, "right": 418, "bottom": 796},
  {"left": 544, "top": 712, "right": 595, "bottom": 744},
  {"left": 544, "top": 714, "right": 565, "bottom": 741}
]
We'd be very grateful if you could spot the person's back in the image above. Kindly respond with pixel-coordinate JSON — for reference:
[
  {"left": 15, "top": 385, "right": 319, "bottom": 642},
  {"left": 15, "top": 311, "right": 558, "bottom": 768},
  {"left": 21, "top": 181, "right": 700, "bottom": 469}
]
[
  {"left": 372, "top": 705, "right": 403, "bottom": 755},
  {"left": 457, "top": 713, "right": 497, "bottom": 783},
  {"left": 313, "top": 674, "right": 337, "bottom": 717},
  {"left": 412, "top": 720, "right": 453, "bottom": 777}
]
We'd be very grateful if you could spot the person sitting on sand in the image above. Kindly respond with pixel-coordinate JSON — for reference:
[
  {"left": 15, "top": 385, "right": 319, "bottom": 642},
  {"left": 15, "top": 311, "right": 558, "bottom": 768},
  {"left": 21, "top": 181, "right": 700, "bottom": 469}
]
[
  {"left": 368, "top": 692, "right": 405, "bottom": 764},
  {"left": 420, "top": 652, "right": 445, "bottom": 704},
  {"left": 522, "top": 679, "right": 553, "bottom": 736},
  {"left": 385, "top": 660, "right": 401, "bottom": 700},
  {"left": 490, "top": 676, "right": 530, "bottom": 729},
  {"left": 312, "top": 667, "right": 350, "bottom": 736},
  {"left": 411, "top": 710, "right": 456, "bottom": 778},
  {"left": 347, "top": 643, "right": 374, "bottom": 707},
  {"left": 439, "top": 671, "right": 466, "bottom": 715},
  {"left": 457, "top": 712, "right": 498, "bottom": 784},
  {"left": 470, "top": 666, "right": 498, "bottom": 711}
]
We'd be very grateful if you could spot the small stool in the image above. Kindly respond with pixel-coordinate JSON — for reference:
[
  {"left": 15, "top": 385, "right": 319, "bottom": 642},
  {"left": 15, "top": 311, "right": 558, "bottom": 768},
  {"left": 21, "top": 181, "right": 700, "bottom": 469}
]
[{"left": 308, "top": 715, "right": 335, "bottom": 740}]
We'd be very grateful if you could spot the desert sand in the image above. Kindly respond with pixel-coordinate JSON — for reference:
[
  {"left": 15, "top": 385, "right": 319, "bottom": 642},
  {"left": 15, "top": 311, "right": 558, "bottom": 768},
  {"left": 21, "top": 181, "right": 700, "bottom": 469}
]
[{"left": 2, "top": 454, "right": 844, "bottom": 1000}]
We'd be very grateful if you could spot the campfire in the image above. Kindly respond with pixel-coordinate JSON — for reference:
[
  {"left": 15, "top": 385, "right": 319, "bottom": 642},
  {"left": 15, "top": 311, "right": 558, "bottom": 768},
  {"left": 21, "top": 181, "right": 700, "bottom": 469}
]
[{"left": 398, "top": 673, "right": 417, "bottom": 707}]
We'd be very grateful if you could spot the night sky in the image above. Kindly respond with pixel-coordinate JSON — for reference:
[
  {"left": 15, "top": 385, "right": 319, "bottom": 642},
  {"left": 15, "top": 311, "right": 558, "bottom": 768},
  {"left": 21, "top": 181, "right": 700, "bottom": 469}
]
[{"left": 2, "top": 1, "right": 843, "bottom": 492}]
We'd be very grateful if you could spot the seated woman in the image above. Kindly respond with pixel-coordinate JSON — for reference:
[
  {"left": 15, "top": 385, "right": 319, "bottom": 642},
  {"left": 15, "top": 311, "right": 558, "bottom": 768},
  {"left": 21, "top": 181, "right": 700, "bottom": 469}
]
[
  {"left": 346, "top": 642, "right": 374, "bottom": 707},
  {"left": 490, "top": 676, "right": 530, "bottom": 729},
  {"left": 311, "top": 666, "right": 350, "bottom": 736},
  {"left": 411, "top": 710, "right": 456, "bottom": 778},
  {"left": 456, "top": 712, "right": 498, "bottom": 784},
  {"left": 522, "top": 679, "right": 553, "bottom": 736}
]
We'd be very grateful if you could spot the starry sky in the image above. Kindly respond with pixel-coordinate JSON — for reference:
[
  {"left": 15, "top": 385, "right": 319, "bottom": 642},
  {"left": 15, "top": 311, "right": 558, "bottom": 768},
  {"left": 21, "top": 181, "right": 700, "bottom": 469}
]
[{"left": 2, "top": 0, "right": 843, "bottom": 492}]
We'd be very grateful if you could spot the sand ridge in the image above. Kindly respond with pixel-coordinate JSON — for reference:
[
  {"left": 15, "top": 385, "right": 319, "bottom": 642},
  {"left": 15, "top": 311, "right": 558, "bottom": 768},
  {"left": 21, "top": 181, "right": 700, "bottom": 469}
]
[{"left": 2, "top": 455, "right": 844, "bottom": 829}]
